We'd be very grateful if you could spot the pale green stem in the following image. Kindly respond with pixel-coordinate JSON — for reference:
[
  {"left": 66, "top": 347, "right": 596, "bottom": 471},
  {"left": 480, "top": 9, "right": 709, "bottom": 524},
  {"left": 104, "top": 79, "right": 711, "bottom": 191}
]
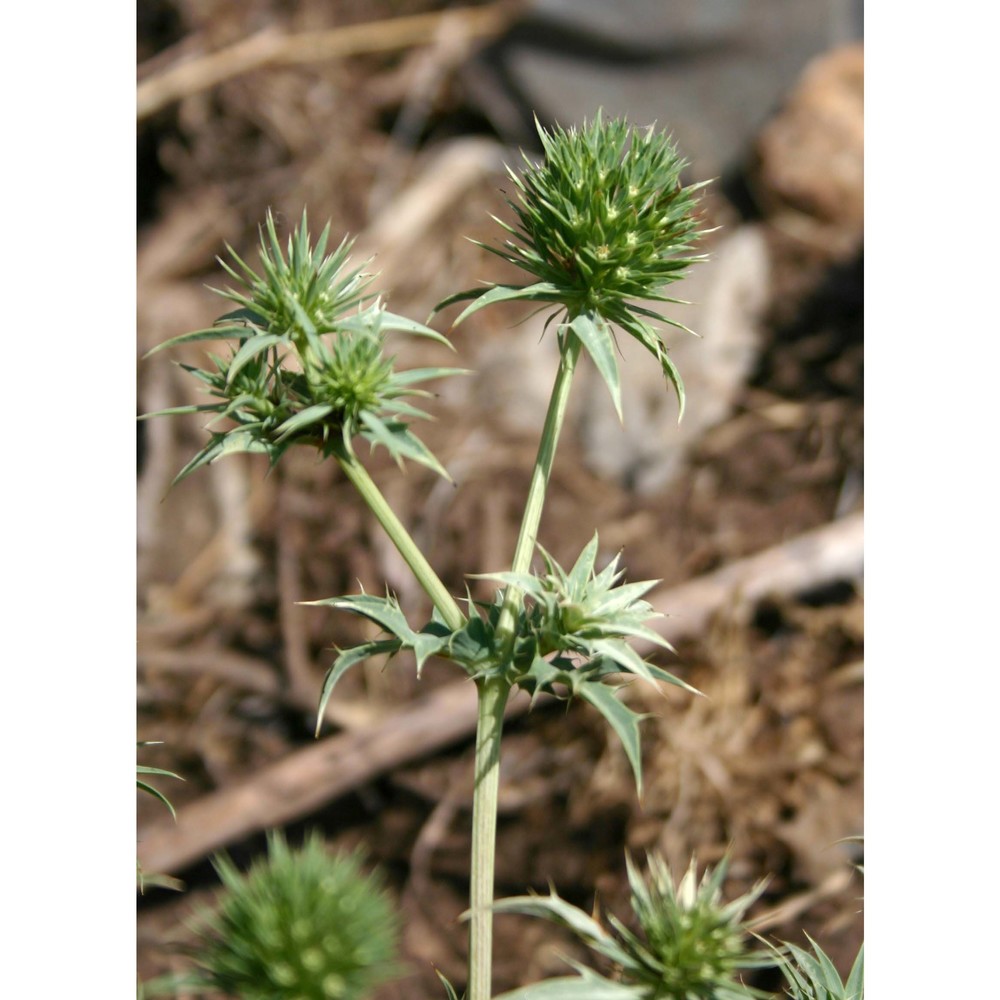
[
  {"left": 336, "top": 447, "right": 465, "bottom": 632},
  {"left": 467, "top": 674, "right": 511, "bottom": 1000},
  {"left": 467, "top": 328, "right": 583, "bottom": 1000},
  {"left": 494, "top": 330, "right": 583, "bottom": 657}
]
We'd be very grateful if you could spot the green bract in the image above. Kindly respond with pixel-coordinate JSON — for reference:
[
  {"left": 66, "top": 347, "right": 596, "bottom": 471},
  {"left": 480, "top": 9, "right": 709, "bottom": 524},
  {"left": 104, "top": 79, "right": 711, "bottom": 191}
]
[
  {"left": 437, "top": 113, "right": 709, "bottom": 419},
  {"left": 136, "top": 742, "right": 184, "bottom": 895},
  {"left": 493, "top": 854, "right": 772, "bottom": 1000},
  {"left": 142, "top": 209, "right": 464, "bottom": 483},
  {"left": 185, "top": 831, "right": 401, "bottom": 1000},
  {"left": 771, "top": 938, "right": 864, "bottom": 1000},
  {"left": 309, "top": 534, "right": 698, "bottom": 795}
]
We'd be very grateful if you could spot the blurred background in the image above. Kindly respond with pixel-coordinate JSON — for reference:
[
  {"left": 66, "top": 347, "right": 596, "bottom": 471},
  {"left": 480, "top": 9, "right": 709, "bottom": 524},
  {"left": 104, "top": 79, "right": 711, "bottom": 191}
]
[{"left": 137, "top": 1, "right": 863, "bottom": 995}]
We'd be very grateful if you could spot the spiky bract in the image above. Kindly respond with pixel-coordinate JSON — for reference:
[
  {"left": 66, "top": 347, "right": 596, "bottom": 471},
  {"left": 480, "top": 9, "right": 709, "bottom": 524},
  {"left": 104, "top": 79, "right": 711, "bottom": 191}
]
[
  {"left": 311, "top": 534, "right": 698, "bottom": 793},
  {"left": 772, "top": 937, "right": 864, "bottom": 1000},
  {"left": 493, "top": 854, "right": 772, "bottom": 1000}
]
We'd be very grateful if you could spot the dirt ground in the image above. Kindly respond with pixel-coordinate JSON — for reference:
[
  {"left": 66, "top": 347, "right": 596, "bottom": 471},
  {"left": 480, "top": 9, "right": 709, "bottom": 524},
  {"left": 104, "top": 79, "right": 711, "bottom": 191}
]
[{"left": 137, "top": 3, "right": 863, "bottom": 996}]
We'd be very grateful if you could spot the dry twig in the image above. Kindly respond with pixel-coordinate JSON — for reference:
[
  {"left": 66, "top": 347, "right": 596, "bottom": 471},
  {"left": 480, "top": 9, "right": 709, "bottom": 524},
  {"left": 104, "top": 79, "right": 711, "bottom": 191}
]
[{"left": 137, "top": 4, "right": 519, "bottom": 121}]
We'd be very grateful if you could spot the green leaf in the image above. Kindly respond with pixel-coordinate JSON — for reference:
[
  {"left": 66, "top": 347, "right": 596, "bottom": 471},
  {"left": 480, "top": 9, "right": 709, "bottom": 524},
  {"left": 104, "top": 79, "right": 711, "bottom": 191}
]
[
  {"left": 494, "top": 975, "right": 639, "bottom": 1000},
  {"left": 225, "top": 332, "right": 288, "bottom": 386},
  {"left": 615, "top": 312, "right": 687, "bottom": 421},
  {"left": 390, "top": 366, "right": 471, "bottom": 387},
  {"left": 435, "top": 969, "right": 465, "bottom": 1000},
  {"left": 642, "top": 660, "right": 702, "bottom": 695},
  {"left": 492, "top": 893, "right": 636, "bottom": 972},
  {"left": 273, "top": 403, "right": 335, "bottom": 441},
  {"left": 578, "top": 681, "right": 648, "bottom": 797},
  {"left": 136, "top": 763, "right": 183, "bottom": 781},
  {"left": 588, "top": 638, "right": 664, "bottom": 688},
  {"left": 565, "top": 533, "right": 600, "bottom": 595},
  {"left": 315, "top": 639, "right": 402, "bottom": 736},
  {"left": 170, "top": 428, "right": 275, "bottom": 485},
  {"left": 307, "top": 593, "right": 418, "bottom": 642},
  {"left": 445, "top": 614, "right": 498, "bottom": 676},
  {"left": 446, "top": 282, "right": 563, "bottom": 326},
  {"left": 136, "top": 779, "right": 178, "bottom": 820},
  {"left": 359, "top": 411, "right": 451, "bottom": 480},
  {"left": 137, "top": 867, "right": 185, "bottom": 894},
  {"left": 142, "top": 323, "right": 261, "bottom": 358},
  {"left": 137, "top": 404, "right": 221, "bottom": 420},
  {"left": 845, "top": 943, "right": 864, "bottom": 999},
  {"left": 491, "top": 895, "right": 626, "bottom": 965},
  {"left": 568, "top": 313, "right": 622, "bottom": 421},
  {"left": 374, "top": 310, "right": 456, "bottom": 349}
]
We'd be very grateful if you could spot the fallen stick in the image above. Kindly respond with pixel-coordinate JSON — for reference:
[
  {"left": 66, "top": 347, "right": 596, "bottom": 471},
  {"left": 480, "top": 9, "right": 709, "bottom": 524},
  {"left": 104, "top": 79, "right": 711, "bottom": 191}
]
[
  {"left": 137, "top": 512, "right": 862, "bottom": 876},
  {"left": 136, "top": 4, "right": 517, "bottom": 121},
  {"left": 648, "top": 510, "right": 864, "bottom": 651}
]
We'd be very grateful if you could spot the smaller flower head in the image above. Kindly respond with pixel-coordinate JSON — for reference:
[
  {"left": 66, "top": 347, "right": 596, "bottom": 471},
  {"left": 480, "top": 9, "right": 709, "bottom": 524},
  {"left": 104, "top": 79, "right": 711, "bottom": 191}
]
[
  {"left": 142, "top": 210, "right": 465, "bottom": 484},
  {"left": 621, "top": 854, "right": 771, "bottom": 999},
  {"left": 493, "top": 853, "right": 772, "bottom": 1000}
]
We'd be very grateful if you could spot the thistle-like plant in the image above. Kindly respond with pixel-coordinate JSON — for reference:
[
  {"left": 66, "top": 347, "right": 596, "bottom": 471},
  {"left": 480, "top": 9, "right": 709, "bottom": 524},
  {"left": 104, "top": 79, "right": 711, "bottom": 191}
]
[
  {"left": 492, "top": 854, "right": 772, "bottom": 1000},
  {"left": 438, "top": 112, "right": 708, "bottom": 419},
  {"left": 143, "top": 114, "right": 710, "bottom": 1000},
  {"left": 142, "top": 209, "right": 465, "bottom": 483},
  {"left": 181, "top": 831, "right": 401, "bottom": 1000}
]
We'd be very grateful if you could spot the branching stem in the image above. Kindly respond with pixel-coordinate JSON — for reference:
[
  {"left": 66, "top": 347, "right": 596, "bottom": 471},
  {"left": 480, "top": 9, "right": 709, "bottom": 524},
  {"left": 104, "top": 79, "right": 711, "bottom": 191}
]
[{"left": 336, "top": 445, "right": 465, "bottom": 632}]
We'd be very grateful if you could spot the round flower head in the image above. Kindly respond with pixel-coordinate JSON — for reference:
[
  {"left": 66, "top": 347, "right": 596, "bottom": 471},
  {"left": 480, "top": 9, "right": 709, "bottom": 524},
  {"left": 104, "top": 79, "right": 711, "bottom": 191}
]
[
  {"left": 185, "top": 831, "right": 401, "bottom": 1000},
  {"left": 440, "top": 112, "right": 711, "bottom": 419}
]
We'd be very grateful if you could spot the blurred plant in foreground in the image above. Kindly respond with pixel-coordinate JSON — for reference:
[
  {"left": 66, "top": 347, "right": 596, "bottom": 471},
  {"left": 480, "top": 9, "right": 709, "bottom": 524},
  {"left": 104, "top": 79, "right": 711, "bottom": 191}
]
[{"left": 176, "top": 831, "right": 400, "bottom": 1000}]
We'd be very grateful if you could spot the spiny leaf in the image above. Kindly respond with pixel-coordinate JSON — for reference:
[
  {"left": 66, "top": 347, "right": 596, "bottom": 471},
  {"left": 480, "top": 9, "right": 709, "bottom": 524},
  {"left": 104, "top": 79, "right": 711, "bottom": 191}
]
[
  {"left": 577, "top": 680, "right": 649, "bottom": 797},
  {"left": 359, "top": 411, "right": 452, "bottom": 481},
  {"left": 494, "top": 974, "right": 639, "bottom": 1000},
  {"left": 444, "top": 282, "right": 563, "bottom": 326},
  {"left": 142, "top": 323, "right": 262, "bottom": 358},
  {"left": 315, "top": 638, "right": 402, "bottom": 736},
  {"left": 225, "top": 332, "right": 288, "bottom": 386}
]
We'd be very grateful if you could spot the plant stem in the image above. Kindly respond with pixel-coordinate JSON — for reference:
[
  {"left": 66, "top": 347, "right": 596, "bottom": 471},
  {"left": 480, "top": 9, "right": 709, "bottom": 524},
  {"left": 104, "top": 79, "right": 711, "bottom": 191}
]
[
  {"left": 495, "top": 329, "right": 583, "bottom": 657},
  {"left": 336, "top": 447, "right": 465, "bottom": 632},
  {"left": 466, "top": 328, "right": 583, "bottom": 1000},
  {"left": 468, "top": 673, "right": 511, "bottom": 1000}
]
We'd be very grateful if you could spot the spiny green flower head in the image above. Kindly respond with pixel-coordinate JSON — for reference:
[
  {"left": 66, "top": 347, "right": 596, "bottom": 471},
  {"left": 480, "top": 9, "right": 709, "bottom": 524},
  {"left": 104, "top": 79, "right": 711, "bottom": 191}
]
[
  {"left": 492, "top": 854, "right": 772, "bottom": 1000},
  {"left": 186, "top": 831, "right": 401, "bottom": 1000},
  {"left": 142, "top": 209, "right": 465, "bottom": 484},
  {"left": 617, "top": 854, "right": 772, "bottom": 999},
  {"left": 438, "top": 113, "right": 711, "bottom": 419}
]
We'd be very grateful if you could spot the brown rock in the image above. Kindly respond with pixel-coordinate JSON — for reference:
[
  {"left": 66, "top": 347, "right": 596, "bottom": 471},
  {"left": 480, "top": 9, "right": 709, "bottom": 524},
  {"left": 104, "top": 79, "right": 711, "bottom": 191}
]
[{"left": 753, "top": 43, "right": 864, "bottom": 259}]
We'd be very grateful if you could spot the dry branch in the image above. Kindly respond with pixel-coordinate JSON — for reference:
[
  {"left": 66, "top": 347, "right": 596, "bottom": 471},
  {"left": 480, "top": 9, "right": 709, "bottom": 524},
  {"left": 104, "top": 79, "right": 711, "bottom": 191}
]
[
  {"left": 136, "top": 4, "right": 519, "bottom": 121},
  {"left": 137, "top": 512, "right": 862, "bottom": 876},
  {"left": 648, "top": 511, "right": 863, "bottom": 651}
]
